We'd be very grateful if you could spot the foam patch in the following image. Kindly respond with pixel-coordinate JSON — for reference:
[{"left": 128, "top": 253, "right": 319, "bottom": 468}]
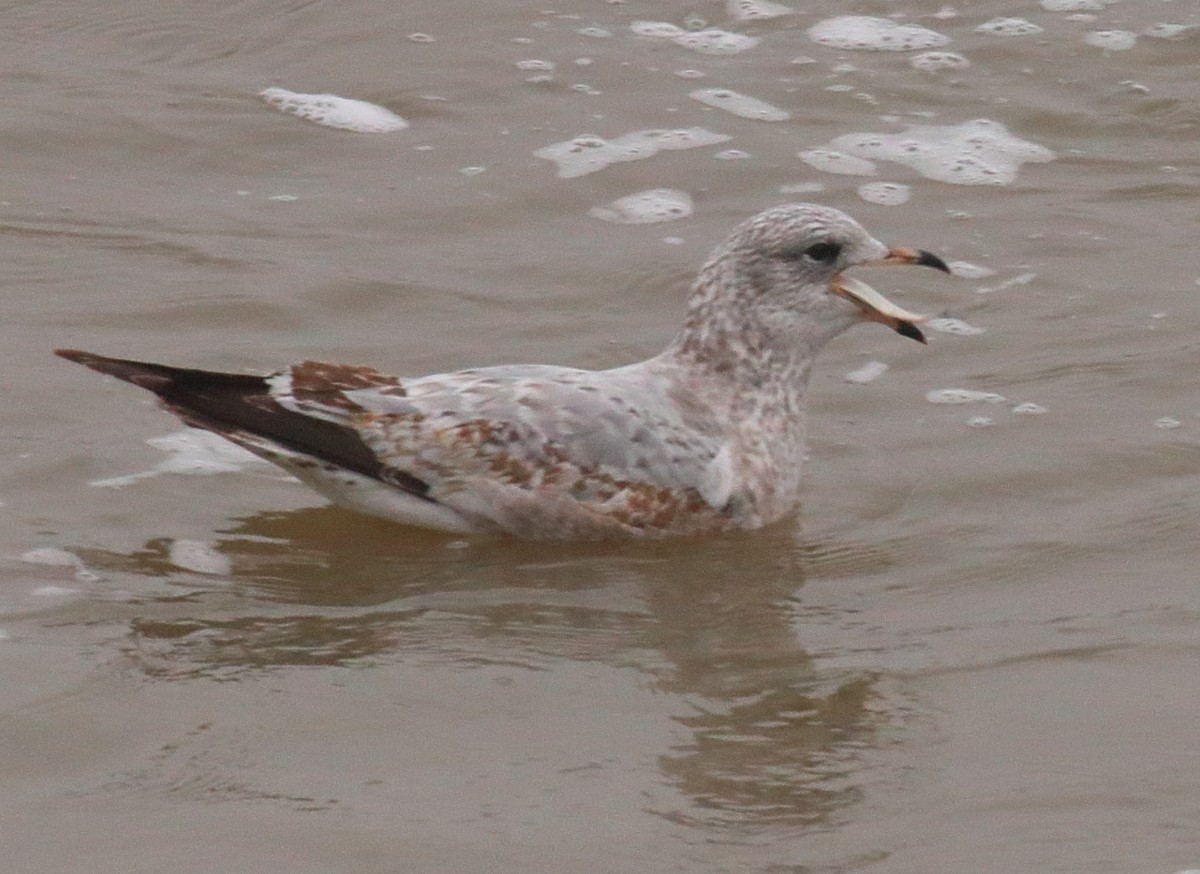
[
  {"left": 589, "top": 189, "right": 693, "bottom": 224},
  {"left": 535, "top": 128, "right": 732, "bottom": 178},
  {"left": 825, "top": 119, "right": 1054, "bottom": 186},
  {"left": 260, "top": 87, "right": 408, "bottom": 133},
  {"left": 631, "top": 21, "right": 760, "bottom": 54},
  {"left": 808, "top": 16, "right": 949, "bottom": 51},
  {"left": 690, "top": 88, "right": 790, "bottom": 121}
]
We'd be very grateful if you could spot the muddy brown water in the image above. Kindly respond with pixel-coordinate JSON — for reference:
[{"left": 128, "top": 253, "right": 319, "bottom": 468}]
[{"left": 2, "top": 1, "right": 1199, "bottom": 872}]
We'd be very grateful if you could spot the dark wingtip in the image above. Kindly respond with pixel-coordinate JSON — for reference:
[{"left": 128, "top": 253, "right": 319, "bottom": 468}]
[
  {"left": 54, "top": 348, "right": 176, "bottom": 391},
  {"left": 916, "top": 250, "right": 952, "bottom": 274},
  {"left": 895, "top": 321, "right": 927, "bottom": 344},
  {"left": 54, "top": 348, "right": 93, "bottom": 364}
]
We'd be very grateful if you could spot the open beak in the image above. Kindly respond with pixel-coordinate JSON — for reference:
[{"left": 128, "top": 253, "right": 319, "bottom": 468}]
[
  {"left": 831, "top": 246, "right": 951, "bottom": 344},
  {"left": 880, "top": 246, "right": 952, "bottom": 274}
]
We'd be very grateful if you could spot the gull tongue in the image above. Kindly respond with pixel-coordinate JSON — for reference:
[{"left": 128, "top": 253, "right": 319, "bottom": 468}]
[{"left": 833, "top": 275, "right": 928, "bottom": 343}]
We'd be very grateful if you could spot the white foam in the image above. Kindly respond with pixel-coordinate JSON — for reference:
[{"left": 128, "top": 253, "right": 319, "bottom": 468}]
[
  {"left": 690, "top": 89, "right": 790, "bottom": 121},
  {"left": 259, "top": 88, "right": 408, "bottom": 133},
  {"left": 631, "top": 21, "right": 760, "bottom": 54},
  {"left": 20, "top": 547, "right": 81, "bottom": 567},
  {"left": 910, "top": 51, "right": 970, "bottom": 72},
  {"left": 1012, "top": 402, "right": 1048, "bottom": 415},
  {"left": 714, "top": 149, "right": 751, "bottom": 160},
  {"left": 798, "top": 148, "right": 877, "bottom": 176},
  {"left": 975, "top": 17, "right": 1044, "bottom": 36},
  {"left": 844, "top": 361, "right": 889, "bottom": 384},
  {"left": 925, "top": 388, "right": 1008, "bottom": 405},
  {"left": 975, "top": 271, "right": 1037, "bottom": 294},
  {"left": 1155, "top": 417, "right": 1183, "bottom": 430},
  {"left": 1143, "top": 24, "right": 1194, "bottom": 39},
  {"left": 826, "top": 119, "right": 1055, "bottom": 186},
  {"left": 630, "top": 20, "right": 685, "bottom": 39},
  {"left": 778, "top": 181, "right": 826, "bottom": 194},
  {"left": 168, "top": 539, "right": 233, "bottom": 576},
  {"left": 589, "top": 189, "right": 693, "bottom": 224},
  {"left": 967, "top": 416, "right": 994, "bottom": 428},
  {"left": 927, "top": 317, "right": 984, "bottom": 335},
  {"left": 32, "top": 585, "right": 80, "bottom": 598},
  {"left": 535, "top": 128, "right": 732, "bottom": 178},
  {"left": 726, "top": 0, "right": 793, "bottom": 21},
  {"left": 90, "top": 428, "right": 268, "bottom": 489},
  {"left": 516, "top": 59, "right": 555, "bottom": 71},
  {"left": 856, "top": 181, "right": 911, "bottom": 206},
  {"left": 20, "top": 547, "right": 97, "bottom": 583},
  {"left": 948, "top": 260, "right": 996, "bottom": 279},
  {"left": 1040, "top": 0, "right": 1105, "bottom": 10},
  {"left": 1084, "top": 30, "right": 1137, "bottom": 50},
  {"left": 808, "top": 16, "right": 949, "bottom": 52},
  {"left": 672, "top": 28, "right": 761, "bottom": 55}
]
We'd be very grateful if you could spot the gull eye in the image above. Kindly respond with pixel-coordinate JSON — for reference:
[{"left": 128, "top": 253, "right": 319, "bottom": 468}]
[{"left": 802, "top": 241, "right": 840, "bottom": 263}]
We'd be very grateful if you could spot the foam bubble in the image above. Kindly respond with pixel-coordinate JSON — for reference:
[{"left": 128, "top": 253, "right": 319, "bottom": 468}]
[
  {"left": 631, "top": 21, "right": 760, "bottom": 54},
  {"left": 20, "top": 547, "right": 96, "bottom": 583},
  {"left": 589, "top": 189, "right": 693, "bottom": 224},
  {"left": 844, "top": 361, "right": 889, "bottom": 384},
  {"left": 925, "top": 388, "right": 1008, "bottom": 405},
  {"left": 778, "top": 181, "right": 826, "bottom": 194},
  {"left": 799, "top": 148, "right": 877, "bottom": 176},
  {"left": 516, "top": 59, "right": 555, "bottom": 71},
  {"left": 967, "top": 416, "right": 994, "bottom": 428},
  {"left": 90, "top": 428, "right": 267, "bottom": 489},
  {"left": 975, "top": 17, "right": 1044, "bottom": 36},
  {"left": 630, "top": 20, "right": 685, "bottom": 38},
  {"left": 168, "top": 539, "right": 233, "bottom": 576},
  {"left": 949, "top": 260, "right": 996, "bottom": 279},
  {"left": 690, "top": 88, "right": 791, "bottom": 121},
  {"left": 726, "top": 0, "right": 793, "bottom": 21},
  {"left": 577, "top": 26, "right": 612, "bottom": 38},
  {"left": 910, "top": 51, "right": 970, "bottom": 72},
  {"left": 826, "top": 119, "right": 1055, "bottom": 186},
  {"left": 672, "top": 28, "right": 761, "bottom": 54},
  {"left": 535, "top": 128, "right": 732, "bottom": 178},
  {"left": 975, "top": 271, "right": 1037, "bottom": 294},
  {"left": 714, "top": 149, "right": 751, "bottom": 160},
  {"left": 32, "top": 585, "right": 81, "bottom": 598},
  {"left": 1084, "top": 30, "right": 1137, "bottom": 50},
  {"left": 1040, "top": 0, "right": 1104, "bottom": 10},
  {"left": 259, "top": 88, "right": 408, "bottom": 133},
  {"left": 857, "top": 181, "right": 911, "bottom": 205},
  {"left": 1012, "top": 402, "right": 1047, "bottom": 415},
  {"left": 927, "top": 317, "right": 984, "bottom": 335},
  {"left": 1155, "top": 417, "right": 1183, "bottom": 430},
  {"left": 20, "top": 547, "right": 82, "bottom": 567},
  {"left": 1143, "top": 24, "right": 1194, "bottom": 39},
  {"left": 808, "top": 16, "right": 949, "bottom": 52}
]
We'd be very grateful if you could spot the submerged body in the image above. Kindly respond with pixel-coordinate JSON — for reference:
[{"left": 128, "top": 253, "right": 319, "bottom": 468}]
[{"left": 57, "top": 203, "right": 950, "bottom": 539}]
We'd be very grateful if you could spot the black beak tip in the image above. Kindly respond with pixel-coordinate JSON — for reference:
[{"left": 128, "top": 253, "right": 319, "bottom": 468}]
[
  {"left": 916, "top": 250, "right": 952, "bottom": 274},
  {"left": 896, "top": 320, "right": 927, "bottom": 344}
]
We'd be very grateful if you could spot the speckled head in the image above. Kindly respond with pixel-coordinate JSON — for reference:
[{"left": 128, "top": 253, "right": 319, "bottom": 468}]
[{"left": 688, "top": 203, "right": 949, "bottom": 355}]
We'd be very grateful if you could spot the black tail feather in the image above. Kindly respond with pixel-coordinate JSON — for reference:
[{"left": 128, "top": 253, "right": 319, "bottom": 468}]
[{"left": 54, "top": 348, "right": 430, "bottom": 497}]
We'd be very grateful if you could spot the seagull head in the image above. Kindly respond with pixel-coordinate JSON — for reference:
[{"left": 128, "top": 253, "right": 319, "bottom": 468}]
[{"left": 713, "top": 202, "right": 950, "bottom": 349}]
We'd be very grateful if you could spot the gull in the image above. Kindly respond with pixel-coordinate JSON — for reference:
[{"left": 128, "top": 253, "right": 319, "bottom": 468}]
[{"left": 57, "top": 203, "right": 949, "bottom": 539}]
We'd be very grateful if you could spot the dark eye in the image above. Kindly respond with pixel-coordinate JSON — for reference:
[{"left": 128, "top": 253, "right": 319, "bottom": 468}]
[{"left": 802, "top": 241, "right": 840, "bottom": 263}]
